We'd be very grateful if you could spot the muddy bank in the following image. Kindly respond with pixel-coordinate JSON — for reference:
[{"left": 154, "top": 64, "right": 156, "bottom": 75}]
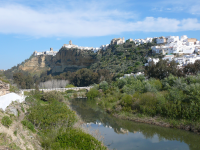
[{"left": 112, "top": 113, "right": 200, "bottom": 134}]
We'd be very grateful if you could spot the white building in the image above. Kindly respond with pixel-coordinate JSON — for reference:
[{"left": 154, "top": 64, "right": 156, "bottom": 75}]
[
  {"left": 100, "top": 44, "right": 109, "bottom": 50},
  {"left": 152, "top": 35, "right": 198, "bottom": 55},
  {"left": 162, "top": 55, "right": 174, "bottom": 61},
  {"left": 180, "top": 35, "right": 188, "bottom": 42},
  {"left": 110, "top": 38, "right": 125, "bottom": 45},
  {"left": 167, "top": 36, "right": 179, "bottom": 43},
  {"left": 119, "top": 72, "right": 144, "bottom": 79},
  {"left": 156, "top": 37, "right": 167, "bottom": 44},
  {"left": 133, "top": 37, "right": 154, "bottom": 45},
  {"left": 145, "top": 58, "right": 159, "bottom": 66},
  {"left": 34, "top": 48, "right": 58, "bottom": 56}
]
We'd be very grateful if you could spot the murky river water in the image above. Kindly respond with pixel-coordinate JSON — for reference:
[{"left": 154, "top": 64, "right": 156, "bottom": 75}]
[{"left": 70, "top": 98, "right": 200, "bottom": 150}]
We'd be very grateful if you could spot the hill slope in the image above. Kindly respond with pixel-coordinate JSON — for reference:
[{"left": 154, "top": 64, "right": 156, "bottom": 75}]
[{"left": 5, "top": 41, "right": 162, "bottom": 80}]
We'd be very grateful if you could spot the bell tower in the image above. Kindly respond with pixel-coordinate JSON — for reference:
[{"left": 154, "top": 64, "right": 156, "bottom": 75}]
[{"left": 69, "top": 40, "right": 72, "bottom": 45}]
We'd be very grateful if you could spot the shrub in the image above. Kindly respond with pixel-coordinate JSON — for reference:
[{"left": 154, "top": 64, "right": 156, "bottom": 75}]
[
  {"left": 1, "top": 116, "right": 12, "bottom": 127},
  {"left": 27, "top": 101, "right": 77, "bottom": 130},
  {"left": 99, "top": 81, "right": 109, "bottom": 91},
  {"left": 65, "top": 84, "right": 75, "bottom": 88},
  {"left": 56, "top": 128, "right": 106, "bottom": 150},
  {"left": 21, "top": 105, "right": 25, "bottom": 112},
  {"left": 136, "top": 75, "right": 145, "bottom": 82},
  {"left": 66, "top": 89, "right": 76, "bottom": 93},
  {"left": 143, "top": 83, "right": 157, "bottom": 93},
  {"left": 21, "top": 120, "right": 36, "bottom": 132},
  {"left": 148, "top": 79, "right": 162, "bottom": 91},
  {"left": 41, "top": 91, "right": 65, "bottom": 102},
  {"left": 14, "top": 130, "right": 17, "bottom": 136},
  {"left": 9, "top": 85, "right": 19, "bottom": 92},
  {"left": 86, "top": 88, "right": 99, "bottom": 100},
  {"left": 120, "top": 94, "right": 133, "bottom": 111},
  {"left": 73, "top": 93, "right": 77, "bottom": 98},
  {"left": 139, "top": 92, "right": 157, "bottom": 116},
  {"left": 117, "top": 78, "right": 127, "bottom": 89}
]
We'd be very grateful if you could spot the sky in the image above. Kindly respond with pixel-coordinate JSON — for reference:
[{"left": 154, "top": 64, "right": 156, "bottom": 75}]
[{"left": 1, "top": 0, "right": 200, "bottom": 70}]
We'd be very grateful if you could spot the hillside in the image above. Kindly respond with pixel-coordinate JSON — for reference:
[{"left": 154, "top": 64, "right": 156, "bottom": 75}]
[
  {"left": 49, "top": 47, "right": 97, "bottom": 74},
  {"left": 4, "top": 47, "right": 98, "bottom": 78},
  {"left": 90, "top": 40, "right": 161, "bottom": 74},
  {"left": 4, "top": 41, "right": 162, "bottom": 80}
]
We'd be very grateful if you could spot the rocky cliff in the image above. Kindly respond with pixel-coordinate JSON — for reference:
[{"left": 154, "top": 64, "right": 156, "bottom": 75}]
[
  {"left": 50, "top": 47, "right": 97, "bottom": 74},
  {"left": 0, "top": 80, "right": 10, "bottom": 96},
  {"left": 18, "top": 55, "right": 53, "bottom": 74},
  {"left": 17, "top": 47, "right": 97, "bottom": 75}
]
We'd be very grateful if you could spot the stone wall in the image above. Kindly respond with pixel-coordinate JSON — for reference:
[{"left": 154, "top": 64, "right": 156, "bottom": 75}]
[{"left": 0, "top": 80, "right": 10, "bottom": 96}]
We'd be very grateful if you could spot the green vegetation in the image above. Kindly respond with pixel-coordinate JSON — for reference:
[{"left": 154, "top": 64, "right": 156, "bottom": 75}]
[
  {"left": 41, "top": 91, "right": 65, "bottom": 102},
  {"left": 65, "top": 84, "right": 75, "bottom": 88},
  {"left": 21, "top": 105, "right": 25, "bottom": 112},
  {"left": 56, "top": 128, "right": 106, "bottom": 150},
  {"left": 145, "top": 59, "right": 200, "bottom": 79},
  {"left": 88, "top": 74, "right": 200, "bottom": 127},
  {"left": 13, "top": 72, "right": 34, "bottom": 89},
  {"left": 86, "top": 88, "right": 100, "bottom": 100},
  {"left": 14, "top": 130, "right": 17, "bottom": 136},
  {"left": 21, "top": 120, "right": 36, "bottom": 132},
  {"left": 1, "top": 116, "right": 12, "bottom": 127},
  {"left": 24, "top": 91, "right": 106, "bottom": 150},
  {"left": 5, "top": 41, "right": 161, "bottom": 88},
  {"left": 90, "top": 41, "right": 160, "bottom": 75}
]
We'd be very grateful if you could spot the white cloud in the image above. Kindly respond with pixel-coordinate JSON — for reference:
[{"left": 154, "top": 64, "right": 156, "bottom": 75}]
[
  {"left": 189, "top": 5, "right": 200, "bottom": 15},
  {"left": 0, "top": 4, "right": 200, "bottom": 37},
  {"left": 152, "top": 0, "right": 200, "bottom": 15}
]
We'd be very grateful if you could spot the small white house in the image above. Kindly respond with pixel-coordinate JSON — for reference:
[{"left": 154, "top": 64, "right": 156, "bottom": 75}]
[
  {"left": 162, "top": 55, "right": 174, "bottom": 61},
  {"left": 145, "top": 58, "right": 159, "bottom": 66},
  {"left": 156, "top": 38, "right": 166, "bottom": 44}
]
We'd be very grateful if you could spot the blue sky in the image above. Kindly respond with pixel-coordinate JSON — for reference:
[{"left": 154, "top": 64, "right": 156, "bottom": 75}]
[{"left": 1, "top": 0, "right": 200, "bottom": 70}]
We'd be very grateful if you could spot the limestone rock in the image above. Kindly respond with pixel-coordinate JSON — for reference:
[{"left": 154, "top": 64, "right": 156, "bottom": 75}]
[
  {"left": 5, "top": 106, "right": 18, "bottom": 116},
  {"left": 0, "top": 80, "right": 10, "bottom": 96},
  {"left": 17, "top": 47, "right": 97, "bottom": 75}
]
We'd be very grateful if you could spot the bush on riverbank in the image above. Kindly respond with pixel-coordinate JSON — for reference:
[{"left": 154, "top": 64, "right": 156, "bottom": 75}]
[
  {"left": 91, "top": 74, "right": 200, "bottom": 122},
  {"left": 24, "top": 91, "right": 106, "bottom": 149},
  {"left": 56, "top": 128, "right": 106, "bottom": 150}
]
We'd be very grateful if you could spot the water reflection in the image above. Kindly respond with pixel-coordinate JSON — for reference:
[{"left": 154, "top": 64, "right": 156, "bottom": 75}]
[{"left": 70, "top": 98, "right": 200, "bottom": 150}]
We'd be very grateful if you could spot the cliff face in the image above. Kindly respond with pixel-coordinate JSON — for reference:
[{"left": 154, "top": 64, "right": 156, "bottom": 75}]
[
  {"left": 18, "top": 55, "right": 53, "bottom": 74},
  {"left": 0, "top": 80, "right": 10, "bottom": 96},
  {"left": 50, "top": 48, "right": 97, "bottom": 73},
  {"left": 17, "top": 48, "right": 97, "bottom": 75}
]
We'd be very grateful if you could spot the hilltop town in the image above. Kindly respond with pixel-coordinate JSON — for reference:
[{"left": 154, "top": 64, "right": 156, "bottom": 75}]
[
  {"left": 33, "top": 38, "right": 125, "bottom": 56},
  {"left": 33, "top": 35, "right": 200, "bottom": 69},
  {"left": 145, "top": 35, "right": 200, "bottom": 67}
]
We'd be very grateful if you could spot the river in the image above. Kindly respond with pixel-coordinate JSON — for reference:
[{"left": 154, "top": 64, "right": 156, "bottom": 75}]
[{"left": 70, "top": 98, "right": 200, "bottom": 150}]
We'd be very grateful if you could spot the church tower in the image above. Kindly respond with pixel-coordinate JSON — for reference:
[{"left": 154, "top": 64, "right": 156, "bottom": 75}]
[{"left": 69, "top": 40, "right": 72, "bottom": 45}]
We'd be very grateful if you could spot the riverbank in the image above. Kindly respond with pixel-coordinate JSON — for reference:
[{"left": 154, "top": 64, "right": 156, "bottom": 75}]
[
  {"left": 85, "top": 75, "right": 200, "bottom": 135},
  {"left": 110, "top": 111, "right": 200, "bottom": 134},
  {"left": 23, "top": 91, "right": 107, "bottom": 150},
  {"left": 70, "top": 98, "right": 200, "bottom": 150}
]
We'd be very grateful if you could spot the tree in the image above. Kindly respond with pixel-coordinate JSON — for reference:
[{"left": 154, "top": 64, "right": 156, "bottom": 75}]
[
  {"left": 99, "top": 81, "right": 109, "bottom": 91},
  {"left": 25, "top": 75, "right": 34, "bottom": 89},
  {"left": 71, "top": 68, "right": 94, "bottom": 86},
  {"left": 145, "top": 59, "right": 181, "bottom": 79}
]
